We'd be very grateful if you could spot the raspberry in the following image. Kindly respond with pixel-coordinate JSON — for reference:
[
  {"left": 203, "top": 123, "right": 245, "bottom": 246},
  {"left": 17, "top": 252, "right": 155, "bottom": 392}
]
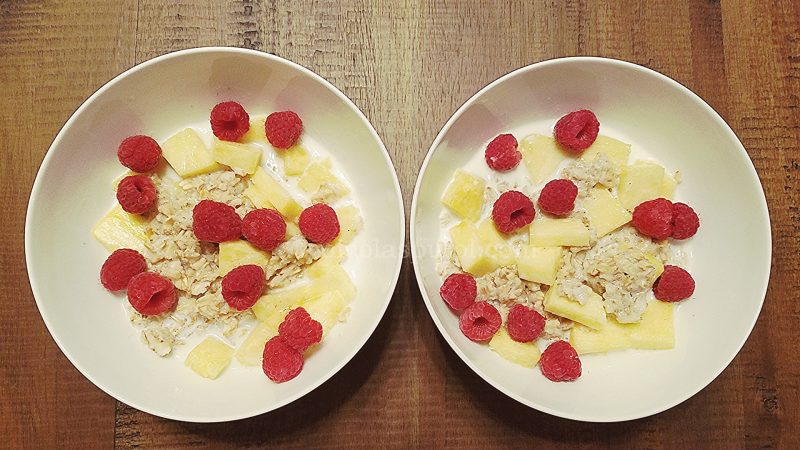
[
  {"left": 540, "top": 340, "right": 582, "bottom": 382},
  {"left": 492, "top": 190, "right": 535, "bottom": 233},
  {"left": 439, "top": 273, "right": 477, "bottom": 311},
  {"left": 632, "top": 198, "right": 674, "bottom": 240},
  {"left": 127, "top": 272, "right": 177, "bottom": 316},
  {"left": 221, "top": 265, "right": 265, "bottom": 311},
  {"left": 265, "top": 111, "right": 303, "bottom": 149},
  {"left": 117, "top": 135, "right": 162, "bottom": 173},
  {"left": 192, "top": 199, "right": 242, "bottom": 243},
  {"left": 485, "top": 134, "right": 521, "bottom": 172},
  {"left": 459, "top": 301, "right": 502, "bottom": 342},
  {"left": 278, "top": 307, "right": 323, "bottom": 352},
  {"left": 210, "top": 101, "right": 250, "bottom": 142},
  {"left": 99, "top": 248, "right": 147, "bottom": 291},
  {"left": 537, "top": 179, "right": 578, "bottom": 217},
  {"left": 654, "top": 265, "right": 695, "bottom": 302},
  {"left": 116, "top": 175, "right": 157, "bottom": 214},
  {"left": 242, "top": 209, "right": 286, "bottom": 251},
  {"left": 671, "top": 202, "right": 700, "bottom": 240},
  {"left": 299, "top": 203, "right": 340, "bottom": 245},
  {"left": 262, "top": 336, "right": 304, "bottom": 383},
  {"left": 506, "top": 304, "right": 545, "bottom": 343},
  {"left": 554, "top": 109, "right": 600, "bottom": 154}
]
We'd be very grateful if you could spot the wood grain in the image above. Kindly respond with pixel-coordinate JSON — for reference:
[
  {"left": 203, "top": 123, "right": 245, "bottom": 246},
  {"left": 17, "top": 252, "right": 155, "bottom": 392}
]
[{"left": 2, "top": 0, "right": 798, "bottom": 448}]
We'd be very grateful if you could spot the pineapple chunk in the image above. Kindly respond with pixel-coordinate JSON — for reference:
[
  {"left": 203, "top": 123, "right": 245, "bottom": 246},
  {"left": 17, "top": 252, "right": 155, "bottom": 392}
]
[
  {"left": 212, "top": 140, "right": 262, "bottom": 174},
  {"left": 583, "top": 188, "right": 632, "bottom": 238},
  {"left": 285, "top": 221, "right": 300, "bottom": 238},
  {"left": 319, "top": 265, "right": 357, "bottom": 301},
  {"left": 111, "top": 170, "right": 135, "bottom": 190},
  {"left": 529, "top": 216, "right": 591, "bottom": 247},
  {"left": 243, "top": 184, "right": 276, "bottom": 210},
  {"left": 298, "top": 160, "right": 350, "bottom": 199},
  {"left": 477, "top": 219, "right": 515, "bottom": 269},
  {"left": 303, "top": 291, "right": 347, "bottom": 335},
  {"left": 250, "top": 167, "right": 303, "bottom": 218},
  {"left": 645, "top": 253, "right": 665, "bottom": 278},
  {"left": 570, "top": 300, "right": 674, "bottom": 354},
  {"left": 440, "top": 170, "right": 485, "bottom": 221},
  {"left": 489, "top": 327, "right": 542, "bottom": 368},
  {"left": 161, "top": 128, "right": 220, "bottom": 178},
  {"left": 450, "top": 221, "right": 495, "bottom": 276},
  {"left": 517, "top": 246, "right": 562, "bottom": 285},
  {"left": 92, "top": 205, "right": 151, "bottom": 253},
  {"left": 519, "top": 134, "right": 569, "bottom": 184},
  {"left": 235, "top": 323, "right": 278, "bottom": 366},
  {"left": 618, "top": 161, "right": 670, "bottom": 210},
  {"left": 218, "top": 240, "right": 270, "bottom": 276},
  {"left": 184, "top": 336, "right": 234, "bottom": 379},
  {"left": 335, "top": 205, "right": 362, "bottom": 244},
  {"left": 241, "top": 116, "right": 267, "bottom": 143},
  {"left": 661, "top": 171, "right": 678, "bottom": 200},
  {"left": 282, "top": 146, "right": 311, "bottom": 176},
  {"left": 544, "top": 285, "right": 607, "bottom": 330},
  {"left": 579, "top": 135, "right": 631, "bottom": 168},
  {"left": 307, "top": 244, "right": 347, "bottom": 278}
]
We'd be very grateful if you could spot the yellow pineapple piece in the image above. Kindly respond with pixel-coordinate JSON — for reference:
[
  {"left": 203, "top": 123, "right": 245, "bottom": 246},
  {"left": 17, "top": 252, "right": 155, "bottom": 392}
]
[
  {"left": 307, "top": 244, "right": 347, "bottom": 278},
  {"left": 569, "top": 321, "right": 629, "bottom": 354},
  {"left": 250, "top": 167, "right": 303, "bottom": 218},
  {"left": 184, "top": 336, "right": 234, "bottom": 379},
  {"left": 579, "top": 135, "right": 631, "bottom": 168},
  {"left": 92, "top": 205, "right": 152, "bottom": 253},
  {"left": 243, "top": 184, "right": 275, "bottom": 210},
  {"left": 477, "top": 219, "right": 515, "bottom": 269},
  {"left": 285, "top": 221, "right": 300, "bottom": 238},
  {"left": 111, "top": 170, "right": 135, "bottom": 190},
  {"left": 303, "top": 291, "right": 347, "bottom": 335},
  {"left": 570, "top": 300, "right": 674, "bottom": 354},
  {"left": 318, "top": 265, "right": 357, "bottom": 301},
  {"left": 645, "top": 253, "right": 665, "bottom": 278},
  {"left": 440, "top": 170, "right": 485, "bottom": 221},
  {"left": 489, "top": 327, "right": 542, "bottom": 368},
  {"left": 529, "top": 216, "right": 591, "bottom": 247},
  {"left": 519, "top": 134, "right": 569, "bottom": 184},
  {"left": 161, "top": 128, "right": 220, "bottom": 178},
  {"left": 335, "top": 205, "right": 362, "bottom": 244},
  {"left": 241, "top": 116, "right": 267, "bottom": 143},
  {"left": 583, "top": 188, "right": 632, "bottom": 238},
  {"left": 298, "top": 160, "right": 350, "bottom": 199},
  {"left": 212, "top": 140, "right": 262, "bottom": 174},
  {"left": 218, "top": 239, "right": 270, "bottom": 276},
  {"left": 544, "top": 285, "right": 607, "bottom": 330},
  {"left": 235, "top": 323, "right": 278, "bottom": 366},
  {"left": 282, "top": 146, "right": 311, "bottom": 176},
  {"left": 661, "top": 171, "right": 678, "bottom": 200},
  {"left": 450, "top": 221, "right": 495, "bottom": 276},
  {"left": 618, "top": 161, "right": 670, "bottom": 210},
  {"left": 517, "top": 245, "right": 562, "bottom": 286}
]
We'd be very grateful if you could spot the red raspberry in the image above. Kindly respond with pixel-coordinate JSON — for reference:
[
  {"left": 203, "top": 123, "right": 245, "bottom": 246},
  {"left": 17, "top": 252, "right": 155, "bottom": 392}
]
[
  {"left": 632, "top": 198, "right": 674, "bottom": 240},
  {"left": 554, "top": 109, "right": 600, "bottom": 154},
  {"left": 262, "top": 336, "right": 304, "bottom": 383},
  {"left": 654, "top": 265, "right": 695, "bottom": 302},
  {"left": 459, "top": 301, "right": 502, "bottom": 342},
  {"left": 242, "top": 209, "right": 287, "bottom": 252},
  {"left": 485, "top": 134, "right": 522, "bottom": 172},
  {"left": 278, "top": 307, "right": 323, "bottom": 352},
  {"left": 99, "top": 248, "right": 147, "bottom": 291},
  {"left": 116, "top": 175, "right": 157, "bottom": 214},
  {"left": 299, "top": 203, "right": 340, "bottom": 245},
  {"left": 221, "top": 265, "right": 265, "bottom": 311},
  {"left": 506, "top": 304, "right": 545, "bottom": 343},
  {"left": 537, "top": 179, "right": 578, "bottom": 217},
  {"left": 265, "top": 111, "right": 303, "bottom": 149},
  {"left": 439, "top": 273, "right": 477, "bottom": 311},
  {"left": 492, "top": 190, "right": 535, "bottom": 233},
  {"left": 127, "top": 272, "right": 177, "bottom": 316},
  {"left": 540, "top": 340, "right": 582, "bottom": 382},
  {"left": 192, "top": 200, "right": 242, "bottom": 243},
  {"left": 117, "top": 135, "right": 162, "bottom": 173},
  {"left": 671, "top": 202, "right": 700, "bottom": 240},
  {"left": 210, "top": 101, "right": 250, "bottom": 142}
]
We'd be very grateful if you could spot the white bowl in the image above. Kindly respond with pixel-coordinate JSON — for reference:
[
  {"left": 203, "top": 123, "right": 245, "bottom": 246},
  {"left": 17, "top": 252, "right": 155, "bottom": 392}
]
[
  {"left": 25, "top": 47, "right": 404, "bottom": 422},
  {"left": 411, "top": 57, "right": 771, "bottom": 422}
]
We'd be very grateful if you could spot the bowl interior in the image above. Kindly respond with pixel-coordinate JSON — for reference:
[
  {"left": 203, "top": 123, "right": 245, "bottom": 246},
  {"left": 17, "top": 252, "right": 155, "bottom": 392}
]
[
  {"left": 26, "top": 48, "right": 404, "bottom": 422},
  {"left": 412, "top": 57, "right": 770, "bottom": 421}
]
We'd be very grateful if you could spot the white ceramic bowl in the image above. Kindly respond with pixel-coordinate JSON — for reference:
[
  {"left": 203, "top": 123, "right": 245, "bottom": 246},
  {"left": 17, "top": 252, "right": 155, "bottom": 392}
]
[
  {"left": 411, "top": 57, "right": 771, "bottom": 422},
  {"left": 25, "top": 47, "right": 404, "bottom": 422}
]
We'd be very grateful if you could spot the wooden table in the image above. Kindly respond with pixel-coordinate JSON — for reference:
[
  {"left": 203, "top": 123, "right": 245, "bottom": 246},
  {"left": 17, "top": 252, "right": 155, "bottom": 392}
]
[{"left": 2, "top": 1, "right": 797, "bottom": 448}]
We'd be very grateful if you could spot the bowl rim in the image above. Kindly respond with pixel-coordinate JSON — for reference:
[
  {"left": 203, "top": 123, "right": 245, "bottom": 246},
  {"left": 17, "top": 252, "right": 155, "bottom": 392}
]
[
  {"left": 409, "top": 56, "right": 772, "bottom": 422},
  {"left": 24, "top": 46, "right": 406, "bottom": 422}
]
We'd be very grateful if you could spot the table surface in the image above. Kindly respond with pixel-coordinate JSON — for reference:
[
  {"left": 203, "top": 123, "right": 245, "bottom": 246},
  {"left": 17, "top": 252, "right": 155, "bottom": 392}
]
[{"left": 2, "top": 0, "right": 798, "bottom": 448}]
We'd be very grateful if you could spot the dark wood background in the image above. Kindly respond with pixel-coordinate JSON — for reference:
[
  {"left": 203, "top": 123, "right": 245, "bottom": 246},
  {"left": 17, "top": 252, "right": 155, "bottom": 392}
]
[{"left": 1, "top": 1, "right": 797, "bottom": 448}]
